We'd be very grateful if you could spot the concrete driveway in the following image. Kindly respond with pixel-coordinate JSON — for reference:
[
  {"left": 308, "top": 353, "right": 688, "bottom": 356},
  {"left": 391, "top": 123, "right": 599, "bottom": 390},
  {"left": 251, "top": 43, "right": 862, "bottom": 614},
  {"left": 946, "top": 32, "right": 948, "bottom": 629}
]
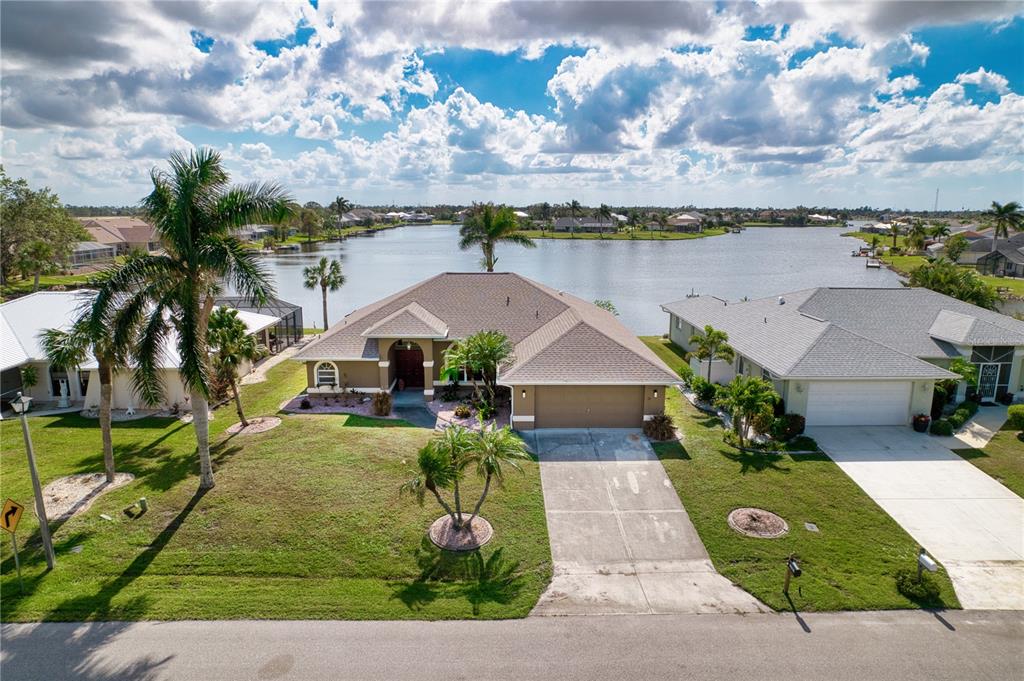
[
  {"left": 809, "top": 426, "right": 1024, "bottom": 610},
  {"left": 520, "top": 429, "right": 767, "bottom": 616}
]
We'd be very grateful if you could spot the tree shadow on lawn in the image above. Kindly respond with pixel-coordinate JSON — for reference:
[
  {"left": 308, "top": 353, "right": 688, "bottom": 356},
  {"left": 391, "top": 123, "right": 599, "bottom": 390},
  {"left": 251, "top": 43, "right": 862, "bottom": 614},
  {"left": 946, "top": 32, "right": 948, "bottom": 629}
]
[
  {"left": 42, "top": 414, "right": 177, "bottom": 431},
  {"left": 720, "top": 448, "right": 791, "bottom": 474},
  {"left": 652, "top": 440, "right": 691, "bottom": 461},
  {"left": 390, "top": 536, "right": 524, "bottom": 616},
  {"left": 1, "top": 530, "right": 94, "bottom": 611},
  {"left": 43, "top": 488, "right": 210, "bottom": 622}
]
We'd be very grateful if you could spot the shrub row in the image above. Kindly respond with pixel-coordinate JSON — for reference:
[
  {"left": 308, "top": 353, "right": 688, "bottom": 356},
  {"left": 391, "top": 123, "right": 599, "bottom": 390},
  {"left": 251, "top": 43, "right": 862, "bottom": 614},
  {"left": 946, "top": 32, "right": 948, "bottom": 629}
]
[
  {"left": 930, "top": 399, "right": 981, "bottom": 435},
  {"left": 1007, "top": 404, "right": 1024, "bottom": 431}
]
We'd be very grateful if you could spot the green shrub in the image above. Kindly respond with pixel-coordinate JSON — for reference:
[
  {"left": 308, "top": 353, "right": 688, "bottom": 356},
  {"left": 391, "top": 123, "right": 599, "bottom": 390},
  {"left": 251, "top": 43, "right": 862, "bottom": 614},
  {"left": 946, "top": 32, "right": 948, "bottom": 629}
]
[
  {"left": 643, "top": 413, "right": 676, "bottom": 441},
  {"left": 677, "top": 363, "right": 694, "bottom": 388},
  {"left": 751, "top": 409, "right": 776, "bottom": 435},
  {"left": 371, "top": 391, "right": 392, "bottom": 417},
  {"left": 770, "top": 413, "right": 806, "bottom": 441},
  {"left": 895, "top": 568, "right": 942, "bottom": 606},
  {"left": 947, "top": 411, "right": 966, "bottom": 429},
  {"left": 960, "top": 399, "right": 979, "bottom": 418},
  {"left": 1008, "top": 404, "right": 1024, "bottom": 431},
  {"left": 929, "top": 418, "right": 953, "bottom": 436},
  {"left": 690, "top": 377, "right": 717, "bottom": 404}
]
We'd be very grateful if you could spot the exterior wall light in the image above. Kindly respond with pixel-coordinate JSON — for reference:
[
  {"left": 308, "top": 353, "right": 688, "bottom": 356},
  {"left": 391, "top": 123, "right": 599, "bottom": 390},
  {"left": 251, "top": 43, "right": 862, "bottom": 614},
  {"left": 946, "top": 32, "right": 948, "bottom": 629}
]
[
  {"left": 653, "top": 389, "right": 659, "bottom": 398},
  {"left": 521, "top": 389, "right": 527, "bottom": 399}
]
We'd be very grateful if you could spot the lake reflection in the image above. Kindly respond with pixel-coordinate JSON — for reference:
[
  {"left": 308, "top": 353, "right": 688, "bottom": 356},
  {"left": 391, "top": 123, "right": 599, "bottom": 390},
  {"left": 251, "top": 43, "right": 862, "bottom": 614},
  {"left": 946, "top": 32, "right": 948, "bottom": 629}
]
[{"left": 254, "top": 225, "right": 902, "bottom": 334}]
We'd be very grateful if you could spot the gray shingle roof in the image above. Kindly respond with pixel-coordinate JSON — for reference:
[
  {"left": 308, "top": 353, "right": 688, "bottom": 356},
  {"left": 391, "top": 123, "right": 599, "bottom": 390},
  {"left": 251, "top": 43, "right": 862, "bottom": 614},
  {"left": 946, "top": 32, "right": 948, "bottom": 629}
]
[{"left": 296, "top": 272, "right": 679, "bottom": 385}]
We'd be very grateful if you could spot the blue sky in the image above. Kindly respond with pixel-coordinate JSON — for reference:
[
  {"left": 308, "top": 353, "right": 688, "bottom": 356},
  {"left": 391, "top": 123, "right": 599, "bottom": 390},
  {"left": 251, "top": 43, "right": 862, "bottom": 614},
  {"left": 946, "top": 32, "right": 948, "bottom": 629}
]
[{"left": 1, "top": 1, "right": 1021, "bottom": 209}]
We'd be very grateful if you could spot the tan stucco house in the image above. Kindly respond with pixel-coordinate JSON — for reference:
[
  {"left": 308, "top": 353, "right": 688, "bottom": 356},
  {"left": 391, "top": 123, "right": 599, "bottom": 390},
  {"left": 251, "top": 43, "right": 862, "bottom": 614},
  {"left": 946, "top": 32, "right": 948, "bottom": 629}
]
[
  {"left": 663, "top": 287, "right": 1024, "bottom": 427},
  {"left": 293, "top": 272, "right": 679, "bottom": 429}
]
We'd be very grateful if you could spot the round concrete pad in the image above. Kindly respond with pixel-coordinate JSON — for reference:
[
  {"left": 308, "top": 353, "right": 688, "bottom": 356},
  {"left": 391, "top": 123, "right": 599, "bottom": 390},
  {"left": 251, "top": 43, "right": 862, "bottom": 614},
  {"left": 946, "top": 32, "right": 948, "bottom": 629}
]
[
  {"left": 428, "top": 515, "right": 493, "bottom": 551},
  {"left": 225, "top": 416, "right": 281, "bottom": 435}
]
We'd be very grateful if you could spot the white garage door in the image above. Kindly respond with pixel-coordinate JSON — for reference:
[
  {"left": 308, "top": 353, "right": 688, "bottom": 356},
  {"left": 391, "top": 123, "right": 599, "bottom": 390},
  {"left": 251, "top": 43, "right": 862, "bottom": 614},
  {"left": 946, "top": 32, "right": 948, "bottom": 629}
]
[{"left": 806, "top": 380, "right": 912, "bottom": 426}]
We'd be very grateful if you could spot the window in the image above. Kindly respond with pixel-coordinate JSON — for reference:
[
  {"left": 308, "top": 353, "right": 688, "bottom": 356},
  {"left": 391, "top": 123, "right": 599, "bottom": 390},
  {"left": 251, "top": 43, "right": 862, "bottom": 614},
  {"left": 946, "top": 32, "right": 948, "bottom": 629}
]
[
  {"left": 675, "top": 316, "right": 682, "bottom": 330},
  {"left": 315, "top": 362, "right": 338, "bottom": 387}
]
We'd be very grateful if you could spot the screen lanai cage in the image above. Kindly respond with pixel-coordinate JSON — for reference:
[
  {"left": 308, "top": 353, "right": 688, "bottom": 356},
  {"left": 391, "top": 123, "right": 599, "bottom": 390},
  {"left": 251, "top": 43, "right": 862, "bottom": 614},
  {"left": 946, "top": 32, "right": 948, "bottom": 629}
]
[{"left": 215, "top": 296, "right": 303, "bottom": 355}]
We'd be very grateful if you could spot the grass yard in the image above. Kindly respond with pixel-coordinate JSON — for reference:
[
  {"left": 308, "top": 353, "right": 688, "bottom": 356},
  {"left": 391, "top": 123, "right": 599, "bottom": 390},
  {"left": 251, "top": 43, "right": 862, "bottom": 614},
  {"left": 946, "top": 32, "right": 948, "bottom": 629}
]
[
  {"left": 517, "top": 228, "right": 727, "bottom": 241},
  {"left": 640, "top": 337, "right": 960, "bottom": 612},
  {"left": 1, "top": 271, "right": 100, "bottom": 299},
  {"left": 0, "top": 361, "right": 551, "bottom": 622},
  {"left": 953, "top": 424, "right": 1024, "bottom": 498}
]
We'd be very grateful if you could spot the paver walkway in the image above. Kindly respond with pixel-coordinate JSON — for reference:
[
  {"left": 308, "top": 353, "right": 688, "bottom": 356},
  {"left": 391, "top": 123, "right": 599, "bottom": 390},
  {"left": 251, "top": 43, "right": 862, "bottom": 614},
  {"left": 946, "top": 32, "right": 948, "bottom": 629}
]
[
  {"left": 391, "top": 389, "right": 438, "bottom": 428},
  {"left": 810, "top": 426, "right": 1024, "bottom": 610},
  {"left": 521, "top": 429, "right": 767, "bottom": 616}
]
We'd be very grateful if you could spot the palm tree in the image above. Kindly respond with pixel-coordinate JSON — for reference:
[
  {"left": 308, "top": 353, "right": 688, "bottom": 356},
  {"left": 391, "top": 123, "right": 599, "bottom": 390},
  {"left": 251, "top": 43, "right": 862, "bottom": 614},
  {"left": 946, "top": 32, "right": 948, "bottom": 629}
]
[
  {"left": 929, "top": 223, "right": 950, "bottom": 241},
  {"left": 568, "top": 199, "right": 582, "bottom": 237},
  {"left": 983, "top": 200, "right": 1023, "bottom": 253},
  {"left": 208, "top": 307, "right": 266, "bottom": 428},
  {"left": 870, "top": 235, "right": 881, "bottom": 254},
  {"left": 889, "top": 223, "right": 901, "bottom": 249},
  {"left": 715, "top": 375, "right": 780, "bottom": 447},
  {"left": 458, "top": 203, "right": 535, "bottom": 272},
  {"left": 906, "top": 223, "right": 928, "bottom": 253},
  {"left": 688, "top": 325, "right": 735, "bottom": 381},
  {"left": 443, "top": 330, "right": 513, "bottom": 407},
  {"left": 655, "top": 212, "right": 669, "bottom": 235},
  {"left": 302, "top": 256, "right": 345, "bottom": 329},
  {"left": 597, "top": 204, "right": 613, "bottom": 235},
  {"left": 330, "top": 196, "right": 353, "bottom": 223},
  {"left": 41, "top": 307, "right": 133, "bottom": 483},
  {"left": 465, "top": 425, "right": 530, "bottom": 527},
  {"left": 401, "top": 425, "right": 475, "bottom": 528},
  {"left": 89, "top": 148, "right": 291, "bottom": 490}
]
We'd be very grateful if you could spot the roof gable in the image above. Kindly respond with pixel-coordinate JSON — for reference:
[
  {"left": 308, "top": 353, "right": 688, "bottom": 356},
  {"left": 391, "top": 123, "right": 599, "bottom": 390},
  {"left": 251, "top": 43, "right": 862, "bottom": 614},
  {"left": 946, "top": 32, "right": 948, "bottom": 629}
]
[{"left": 362, "top": 302, "right": 448, "bottom": 338}]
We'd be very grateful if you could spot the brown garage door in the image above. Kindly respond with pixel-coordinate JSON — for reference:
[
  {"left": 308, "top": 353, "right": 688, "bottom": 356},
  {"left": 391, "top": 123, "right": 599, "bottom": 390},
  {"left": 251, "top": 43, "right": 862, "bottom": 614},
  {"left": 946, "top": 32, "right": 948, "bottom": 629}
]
[{"left": 534, "top": 385, "right": 644, "bottom": 428}]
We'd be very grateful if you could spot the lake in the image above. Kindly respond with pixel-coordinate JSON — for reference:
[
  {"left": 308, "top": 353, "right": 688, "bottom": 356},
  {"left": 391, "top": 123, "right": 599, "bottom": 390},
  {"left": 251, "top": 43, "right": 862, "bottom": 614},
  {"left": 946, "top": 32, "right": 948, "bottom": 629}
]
[{"left": 255, "top": 225, "right": 902, "bottom": 334}]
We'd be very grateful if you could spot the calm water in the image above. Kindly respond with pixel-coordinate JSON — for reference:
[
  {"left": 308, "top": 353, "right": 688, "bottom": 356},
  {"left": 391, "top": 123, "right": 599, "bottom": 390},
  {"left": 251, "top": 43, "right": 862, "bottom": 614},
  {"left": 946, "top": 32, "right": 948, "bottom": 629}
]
[{"left": 255, "top": 226, "right": 902, "bottom": 334}]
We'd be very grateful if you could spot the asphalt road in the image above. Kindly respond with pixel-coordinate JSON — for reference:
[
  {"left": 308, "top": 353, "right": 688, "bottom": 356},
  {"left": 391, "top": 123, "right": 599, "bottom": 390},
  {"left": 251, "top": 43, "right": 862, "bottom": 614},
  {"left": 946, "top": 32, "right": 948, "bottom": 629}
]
[{"left": 2, "top": 610, "right": 1022, "bottom": 681}]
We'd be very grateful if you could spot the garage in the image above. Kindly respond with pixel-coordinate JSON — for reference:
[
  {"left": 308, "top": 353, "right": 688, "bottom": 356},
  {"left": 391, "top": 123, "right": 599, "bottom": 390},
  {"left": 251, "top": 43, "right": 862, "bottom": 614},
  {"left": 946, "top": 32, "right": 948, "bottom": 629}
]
[
  {"left": 805, "top": 380, "right": 912, "bottom": 426},
  {"left": 534, "top": 385, "right": 644, "bottom": 428}
]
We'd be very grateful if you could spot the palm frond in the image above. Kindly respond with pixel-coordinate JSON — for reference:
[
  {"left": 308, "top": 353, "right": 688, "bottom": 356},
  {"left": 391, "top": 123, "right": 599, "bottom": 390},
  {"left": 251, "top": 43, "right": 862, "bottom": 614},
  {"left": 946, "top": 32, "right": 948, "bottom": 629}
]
[
  {"left": 215, "top": 181, "right": 294, "bottom": 228},
  {"left": 132, "top": 300, "right": 173, "bottom": 406},
  {"left": 200, "top": 234, "right": 275, "bottom": 305}
]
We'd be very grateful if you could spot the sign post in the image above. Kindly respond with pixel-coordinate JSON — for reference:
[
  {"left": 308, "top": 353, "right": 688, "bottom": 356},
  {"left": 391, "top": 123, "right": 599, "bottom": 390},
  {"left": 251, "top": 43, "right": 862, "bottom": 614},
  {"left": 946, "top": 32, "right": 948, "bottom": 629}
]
[
  {"left": 2, "top": 499, "right": 25, "bottom": 592},
  {"left": 11, "top": 393, "right": 55, "bottom": 570}
]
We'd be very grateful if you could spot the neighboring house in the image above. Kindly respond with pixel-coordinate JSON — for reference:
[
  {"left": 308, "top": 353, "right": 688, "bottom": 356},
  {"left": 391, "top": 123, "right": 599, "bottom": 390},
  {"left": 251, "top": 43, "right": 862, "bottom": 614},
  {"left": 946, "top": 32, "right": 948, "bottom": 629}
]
[
  {"left": 77, "top": 217, "right": 162, "bottom": 255},
  {"left": 662, "top": 287, "right": 1024, "bottom": 427},
  {"left": 959, "top": 233, "right": 1024, "bottom": 272},
  {"left": 335, "top": 208, "right": 381, "bottom": 227},
  {"left": 404, "top": 211, "right": 434, "bottom": 224},
  {"left": 232, "top": 224, "right": 273, "bottom": 242},
  {"left": 70, "top": 241, "right": 117, "bottom": 267},
  {"left": 667, "top": 212, "right": 704, "bottom": 232},
  {"left": 293, "top": 272, "right": 678, "bottom": 429},
  {"left": 0, "top": 291, "right": 280, "bottom": 412},
  {"left": 552, "top": 216, "right": 618, "bottom": 232},
  {"left": 860, "top": 222, "right": 894, "bottom": 234},
  {"left": 808, "top": 213, "right": 837, "bottom": 223}
]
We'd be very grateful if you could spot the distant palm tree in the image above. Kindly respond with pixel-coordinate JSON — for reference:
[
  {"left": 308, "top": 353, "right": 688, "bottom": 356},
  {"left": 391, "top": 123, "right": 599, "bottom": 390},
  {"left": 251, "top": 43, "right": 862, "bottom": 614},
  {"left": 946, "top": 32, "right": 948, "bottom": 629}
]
[
  {"left": 655, "top": 212, "right": 669, "bottom": 234},
  {"left": 889, "top": 223, "right": 901, "bottom": 249},
  {"left": 208, "top": 307, "right": 266, "bottom": 428},
  {"left": 41, "top": 307, "right": 135, "bottom": 483},
  {"left": 870, "top": 235, "right": 881, "bottom": 253},
  {"left": 688, "top": 325, "right": 735, "bottom": 381},
  {"left": 330, "top": 196, "right": 353, "bottom": 222},
  {"left": 984, "top": 200, "right": 1023, "bottom": 253},
  {"left": 568, "top": 199, "right": 582, "bottom": 237},
  {"left": 907, "top": 223, "right": 929, "bottom": 253},
  {"left": 929, "top": 223, "right": 950, "bottom": 240},
  {"left": 597, "top": 204, "right": 613, "bottom": 235},
  {"left": 89, "top": 148, "right": 291, "bottom": 490},
  {"left": 458, "top": 203, "right": 535, "bottom": 272},
  {"left": 302, "top": 256, "right": 345, "bottom": 329}
]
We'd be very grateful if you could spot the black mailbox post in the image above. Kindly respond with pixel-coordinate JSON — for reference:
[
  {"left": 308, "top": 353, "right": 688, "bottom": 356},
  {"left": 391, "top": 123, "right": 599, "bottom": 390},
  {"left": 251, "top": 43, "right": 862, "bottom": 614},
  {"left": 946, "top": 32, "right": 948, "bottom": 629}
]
[{"left": 784, "top": 554, "right": 801, "bottom": 594}]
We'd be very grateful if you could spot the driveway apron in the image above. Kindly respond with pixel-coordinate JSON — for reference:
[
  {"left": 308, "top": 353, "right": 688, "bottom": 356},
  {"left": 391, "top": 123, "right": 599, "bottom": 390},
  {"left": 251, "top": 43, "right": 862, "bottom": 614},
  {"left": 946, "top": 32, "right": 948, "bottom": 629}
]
[
  {"left": 810, "top": 426, "right": 1024, "bottom": 610},
  {"left": 523, "top": 428, "right": 767, "bottom": 616}
]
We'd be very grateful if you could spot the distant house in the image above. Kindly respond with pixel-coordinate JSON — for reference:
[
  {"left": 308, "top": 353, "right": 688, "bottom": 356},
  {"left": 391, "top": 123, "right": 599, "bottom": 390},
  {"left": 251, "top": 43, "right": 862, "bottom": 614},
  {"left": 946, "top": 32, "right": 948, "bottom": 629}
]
[
  {"left": 667, "top": 212, "right": 704, "bottom": 232},
  {"left": 404, "top": 210, "right": 434, "bottom": 224},
  {"left": 233, "top": 224, "right": 274, "bottom": 242},
  {"left": 0, "top": 291, "right": 285, "bottom": 412},
  {"left": 861, "top": 222, "right": 894, "bottom": 234},
  {"left": 552, "top": 216, "right": 618, "bottom": 232},
  {"left": 808, "top": 213, "right": 838, "bottom": 223},
  {"left": 69, "top": 241, "right": 116, "bottom": 267},
  {"left": 77, "top": 217, "right": 161, "bottom": 255}
]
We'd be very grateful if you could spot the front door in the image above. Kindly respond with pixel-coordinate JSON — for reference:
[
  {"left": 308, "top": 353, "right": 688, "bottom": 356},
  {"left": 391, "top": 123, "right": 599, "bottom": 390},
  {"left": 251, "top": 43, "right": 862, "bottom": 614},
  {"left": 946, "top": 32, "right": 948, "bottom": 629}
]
[
  {"left": 395, "top": 347, "right": 424, "bottom": 388},
  {"left": 977, "top": 363, "right": 999, "bottom": 401}
]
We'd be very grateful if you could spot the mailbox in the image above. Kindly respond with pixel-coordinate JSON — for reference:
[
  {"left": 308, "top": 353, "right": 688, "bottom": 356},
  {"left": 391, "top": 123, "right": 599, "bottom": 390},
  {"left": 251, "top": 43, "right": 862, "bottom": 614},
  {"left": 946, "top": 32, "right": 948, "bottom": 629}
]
[
  {"left": 918, "top": 549, "right": 937, "bottom": 574},
  {"left": 787, "top": 557, "right": 802, "bottom": 578}
]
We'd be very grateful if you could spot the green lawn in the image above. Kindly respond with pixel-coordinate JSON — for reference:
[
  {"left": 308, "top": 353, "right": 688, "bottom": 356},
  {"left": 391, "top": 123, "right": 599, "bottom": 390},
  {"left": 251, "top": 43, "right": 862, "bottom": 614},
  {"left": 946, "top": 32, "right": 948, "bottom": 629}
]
[
  {"left": 0, "top": 362, "right": 551, "bottom": 621},
  {"left": 517, "top": 228, "right": 727, "bottom": 241},
  {"left": 953, "top": 424, "right": 1024, "bottom": 498},
  {"left": 640, "top": 337, "right": 960, "bottom": 611},
  {"left": 1, "top": 271, "right": 100, "bottom": 299}
]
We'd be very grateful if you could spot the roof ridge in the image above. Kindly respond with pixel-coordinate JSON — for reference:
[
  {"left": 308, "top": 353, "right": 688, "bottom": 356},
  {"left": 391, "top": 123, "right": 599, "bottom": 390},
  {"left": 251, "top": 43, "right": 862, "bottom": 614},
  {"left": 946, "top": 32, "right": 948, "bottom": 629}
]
[
  {"left": 507, "top": 307, "right": 582, "bottom": 370},
  {"left": 566, "top": 309, "right": 680, "bottom": 381}
]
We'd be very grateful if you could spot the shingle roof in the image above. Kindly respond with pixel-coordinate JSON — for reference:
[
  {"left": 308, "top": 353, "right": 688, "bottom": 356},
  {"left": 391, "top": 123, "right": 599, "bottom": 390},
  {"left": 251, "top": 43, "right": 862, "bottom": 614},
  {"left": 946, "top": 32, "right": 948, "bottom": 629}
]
[
  {"left": 296, "top": 272, "right": 679, "bottom": 385},
  {"left": 662, "top": 288, "right": 969, "bottom": 380},
  {"left": 361, "top": 302, "right": 449, "bottom": 338},
  {"left": 928, "top": 310, "right": 1024, "bottom": 346}
]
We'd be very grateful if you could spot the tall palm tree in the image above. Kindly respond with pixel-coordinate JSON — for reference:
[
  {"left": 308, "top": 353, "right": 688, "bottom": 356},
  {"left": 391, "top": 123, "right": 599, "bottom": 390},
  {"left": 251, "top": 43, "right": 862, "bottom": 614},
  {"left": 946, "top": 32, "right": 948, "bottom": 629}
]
[
  {"left": 984, "top": 200, "right": 1023, "bottom": 253},
  {"left": 330, "top": 196, "right": 353, "bottom": 223},
  {"left": 41, "top": 304, "right": 134, "bottom": 483},
  {"left": 458, "top": 203, "right": 535, "bottom": 272},
  {"left": 89, "top": 148, "right": 291, "bottom": 489},
  {"left": 655, "top": 212, "right": 669, "bottom": 234},
  {"left": 208, "top": 307, "right": 266, "bottom": 428},
  {"left": 568, "top": 199, "right": 582, "bottom": 237},
  {"left": 889, "top": 223, "right": 901, "bottom": 249},
  {"left": 302, "top": 256, "right": 345, "bottom": 329},
  {"left": 929, "top": 223, "right": 950, "bottom": 241},
  {"left": 688, "top": 325, "right": 735, "bottom": 381},
  {"left": 597, "top": 204, "right": 613, "bottom": 235}
]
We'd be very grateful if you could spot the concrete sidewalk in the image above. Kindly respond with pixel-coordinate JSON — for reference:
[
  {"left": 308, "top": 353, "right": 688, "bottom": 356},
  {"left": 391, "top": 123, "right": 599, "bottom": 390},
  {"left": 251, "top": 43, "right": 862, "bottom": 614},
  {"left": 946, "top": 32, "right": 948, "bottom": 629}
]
[
  {"left": 522, "top": 428, "right": 766, "bottom": 616},
  {"left": 931, "top": 404, "right": 1009, "bottom": 450},
  {"left": 810, "top": 426, "right": 1024, "bottom": 610}
]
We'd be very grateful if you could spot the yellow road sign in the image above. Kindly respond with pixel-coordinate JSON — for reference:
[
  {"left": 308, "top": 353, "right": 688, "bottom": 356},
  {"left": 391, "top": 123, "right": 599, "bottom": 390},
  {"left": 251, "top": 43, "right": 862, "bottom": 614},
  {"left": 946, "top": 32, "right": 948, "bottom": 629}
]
[{"left": 2, "top": 499, "right": 25, "bottom": 534}]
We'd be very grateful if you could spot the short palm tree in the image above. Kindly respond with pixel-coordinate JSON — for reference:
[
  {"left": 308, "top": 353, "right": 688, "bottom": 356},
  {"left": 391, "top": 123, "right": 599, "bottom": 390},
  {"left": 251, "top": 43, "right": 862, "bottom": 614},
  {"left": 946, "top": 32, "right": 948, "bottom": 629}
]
[
  {"left": 465, "top": 424, "right": 531, "bottom": 526},
  {"left": 688, "top": 325, "right": 735, "bottom": 381},
  {"left": 984, "top": 200, "right": 1023, "bottom": 253},
  {"left": 715, "top": 376, "right": 780, "bottom": 447},
  {"left": 655, "top": 212, "right": 669, "bottom": 234},
  {"left": 41, "top": 306, "right": 134, "bottom": 483},
  {"left": 89, "top": 148, "right": 291, "bottom": 489},
  {"left": 401, "top": 425, "right": 475, "bottom": 529},
  {"left": 208, "top": 307, "right": 267, "bottom": 428},
  {"left": 443, "top": 330, "right": 514, "bottom": 408},
  {"left": 458, "top": 203, "right": 535, "bottom": 272},
  {"left": 302, "top": 256, "right": 345, "bottom": 329},
  {"left": 906, "top": 223, "right": 928, "bottom": 253},
  {"left": 889, "top": 223, "right": 901, "bottom": 249},
  {"left": 929, "top": 223, "right": 950, "bottom": 240}
]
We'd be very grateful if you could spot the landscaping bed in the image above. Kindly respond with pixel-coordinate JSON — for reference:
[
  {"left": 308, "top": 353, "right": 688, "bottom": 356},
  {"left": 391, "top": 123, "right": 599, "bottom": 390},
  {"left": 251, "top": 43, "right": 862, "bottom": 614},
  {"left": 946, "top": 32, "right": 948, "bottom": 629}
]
[
  {"left": 0, "top": 362, "right": 551, "bottom": 621},
  {"left": 640, "top": 337, "right": 960, "bottom": 612}
]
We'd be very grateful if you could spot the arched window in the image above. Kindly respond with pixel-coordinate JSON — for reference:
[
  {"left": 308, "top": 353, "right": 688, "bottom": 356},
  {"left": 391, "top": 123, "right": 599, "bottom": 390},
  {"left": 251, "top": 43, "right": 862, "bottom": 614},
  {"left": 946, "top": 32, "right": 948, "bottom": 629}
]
[{"left": 315, "top": 362, "right": 338, "bottom": 387}]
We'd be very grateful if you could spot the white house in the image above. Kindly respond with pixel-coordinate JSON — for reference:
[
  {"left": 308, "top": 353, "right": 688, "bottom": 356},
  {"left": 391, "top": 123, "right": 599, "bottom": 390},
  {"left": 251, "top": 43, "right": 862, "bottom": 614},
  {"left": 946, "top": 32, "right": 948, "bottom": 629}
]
[{"left": 0, "top": 291, "right": 280, "bottom": 413}]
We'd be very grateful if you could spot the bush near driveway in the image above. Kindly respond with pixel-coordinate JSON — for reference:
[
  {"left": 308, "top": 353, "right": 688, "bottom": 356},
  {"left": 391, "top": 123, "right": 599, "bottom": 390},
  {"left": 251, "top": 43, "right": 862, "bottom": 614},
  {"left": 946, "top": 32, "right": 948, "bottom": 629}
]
[
  {"left": 640, "top": 337, "right": 959, "bottom": 612},
  {"left": 1008, "top": 404, "right": 1024, "bottom": 431},
  {"left": 0, "top": 362, "right": 551, "bottom": 622}
]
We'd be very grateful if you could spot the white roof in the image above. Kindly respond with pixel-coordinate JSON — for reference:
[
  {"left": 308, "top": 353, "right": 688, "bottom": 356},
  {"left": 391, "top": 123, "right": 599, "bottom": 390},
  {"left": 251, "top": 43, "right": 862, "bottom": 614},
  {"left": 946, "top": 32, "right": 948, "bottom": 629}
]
[
  {"left": 0, "top": 291, "right": 279, "bottom": 371},
  {"left": 513, "top": 210, "right": 529, "bottom": 218}
]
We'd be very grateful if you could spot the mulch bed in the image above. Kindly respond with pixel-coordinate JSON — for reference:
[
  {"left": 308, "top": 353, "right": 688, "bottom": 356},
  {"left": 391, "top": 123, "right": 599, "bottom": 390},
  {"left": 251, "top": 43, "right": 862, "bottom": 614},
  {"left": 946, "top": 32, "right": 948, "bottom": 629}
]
[
  {"left": 727, "top": 507, "right": 789, "bottom": 539},
  {"left": 42, "top": 472, "right": 136, "bottom": 522},
  {"left": 428, "top": 515, "right": 494, "bottom": 551},
  {"left": 280, "top": 394, "right": 401, "bottom": 419},
  {"left": 225, "top": 416, "right": 282, "bottom": 435}
]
